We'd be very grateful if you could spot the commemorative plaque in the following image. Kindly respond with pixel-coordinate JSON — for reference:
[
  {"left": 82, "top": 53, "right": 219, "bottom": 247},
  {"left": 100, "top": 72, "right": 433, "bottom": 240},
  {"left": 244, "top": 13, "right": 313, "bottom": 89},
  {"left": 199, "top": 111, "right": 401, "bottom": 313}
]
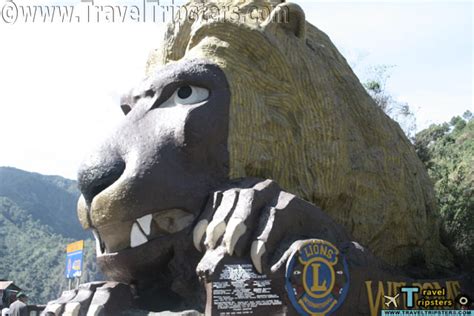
[{"left": 207, "top": 256, "right": 288, "bottom": 315}]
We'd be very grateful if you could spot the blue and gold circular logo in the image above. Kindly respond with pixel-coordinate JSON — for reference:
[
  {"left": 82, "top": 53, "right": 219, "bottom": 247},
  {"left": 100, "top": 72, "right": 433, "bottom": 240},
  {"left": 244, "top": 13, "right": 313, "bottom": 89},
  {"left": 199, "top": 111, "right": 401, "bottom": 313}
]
[{"left": 285, "top": 240, "right": 350, "bottom": 315}]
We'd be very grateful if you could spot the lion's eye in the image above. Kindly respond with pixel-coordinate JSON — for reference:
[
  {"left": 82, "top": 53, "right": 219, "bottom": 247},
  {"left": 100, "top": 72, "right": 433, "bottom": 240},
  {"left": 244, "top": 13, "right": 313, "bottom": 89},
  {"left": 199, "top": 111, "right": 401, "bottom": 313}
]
[
  {"left": 174, "top": 85, "right": 209, "bottom": 105},
  {"left": 158, "top": 85, "right": 210, "bottom": 109}
]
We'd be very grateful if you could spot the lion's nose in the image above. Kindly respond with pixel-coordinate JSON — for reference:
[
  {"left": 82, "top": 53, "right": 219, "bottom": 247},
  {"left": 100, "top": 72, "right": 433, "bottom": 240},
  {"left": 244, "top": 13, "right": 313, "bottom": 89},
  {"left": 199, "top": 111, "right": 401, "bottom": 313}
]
[{"left": 77, "top": 154, "right": 126, "bottom": 205}]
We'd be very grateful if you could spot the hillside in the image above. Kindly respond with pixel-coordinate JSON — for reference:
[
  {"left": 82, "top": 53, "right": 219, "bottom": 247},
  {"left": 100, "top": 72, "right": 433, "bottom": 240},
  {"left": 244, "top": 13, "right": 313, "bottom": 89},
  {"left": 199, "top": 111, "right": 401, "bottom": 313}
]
[
  {"left": 0, "top": 167, "right": 101, "bottom": 304},
  {"left": 0, "top": 167, "right": 87, "bottom": 240},
  {"left": 415, "top": 111, "right": 474, "bottom": 270}
]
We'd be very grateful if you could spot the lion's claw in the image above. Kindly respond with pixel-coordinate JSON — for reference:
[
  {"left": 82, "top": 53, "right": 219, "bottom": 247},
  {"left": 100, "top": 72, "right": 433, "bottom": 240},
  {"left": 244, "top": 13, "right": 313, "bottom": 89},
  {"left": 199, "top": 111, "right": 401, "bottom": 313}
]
[{"left": 194, "top": 178, "right": 352, "bottom": 278}]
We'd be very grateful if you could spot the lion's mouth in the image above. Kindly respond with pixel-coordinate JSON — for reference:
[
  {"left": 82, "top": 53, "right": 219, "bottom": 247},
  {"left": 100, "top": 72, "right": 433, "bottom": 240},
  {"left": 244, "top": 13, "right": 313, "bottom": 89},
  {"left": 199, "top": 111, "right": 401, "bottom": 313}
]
[{"left": 92, "top": 209, "right": 195, "bottom": 256}]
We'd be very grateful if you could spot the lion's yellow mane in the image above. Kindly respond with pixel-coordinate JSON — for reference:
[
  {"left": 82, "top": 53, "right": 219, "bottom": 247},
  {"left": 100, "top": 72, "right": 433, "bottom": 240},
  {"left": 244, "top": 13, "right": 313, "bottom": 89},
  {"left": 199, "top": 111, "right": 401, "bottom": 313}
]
[{"left": 146, "top": 0, "right": 451, "bottom": 268}]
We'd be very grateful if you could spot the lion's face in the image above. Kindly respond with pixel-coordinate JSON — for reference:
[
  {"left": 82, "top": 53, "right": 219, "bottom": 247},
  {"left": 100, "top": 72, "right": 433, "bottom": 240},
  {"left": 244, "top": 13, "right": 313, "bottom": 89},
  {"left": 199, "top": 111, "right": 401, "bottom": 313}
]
[
  {"left": 76, "top": 0, "right": 326, "bottom": 291},
  {"left": 77, "top": 60, "right": 230, "bottom": 288}
]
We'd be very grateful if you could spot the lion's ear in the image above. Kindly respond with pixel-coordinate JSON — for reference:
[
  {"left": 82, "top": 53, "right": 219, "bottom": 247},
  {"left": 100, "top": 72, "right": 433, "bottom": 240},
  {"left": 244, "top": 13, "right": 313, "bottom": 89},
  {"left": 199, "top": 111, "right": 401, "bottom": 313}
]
[{"left": 262, "top": 2, "right": 306, "bottom": 40}]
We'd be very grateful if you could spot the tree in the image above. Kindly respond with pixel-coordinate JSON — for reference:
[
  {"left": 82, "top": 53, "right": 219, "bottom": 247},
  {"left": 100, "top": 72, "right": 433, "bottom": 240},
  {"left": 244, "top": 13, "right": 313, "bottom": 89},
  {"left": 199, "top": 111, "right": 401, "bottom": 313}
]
[
  {"left": 414, "top": 113, "right": 474, "bottom": 270},
  {"left": 462, "top": 110, "right": 473, "bottom": 121}
]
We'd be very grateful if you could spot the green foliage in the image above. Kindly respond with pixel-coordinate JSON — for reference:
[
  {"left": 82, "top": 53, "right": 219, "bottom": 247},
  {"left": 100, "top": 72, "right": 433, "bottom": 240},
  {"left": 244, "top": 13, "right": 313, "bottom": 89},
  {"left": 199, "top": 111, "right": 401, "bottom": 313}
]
[
  {"left": 0, "top": 168, "right": 102, "bottom": 304},
  {"left": 463, "top": 110, "right": 473, "bottom": 121},
  {"left": 364, "top": 80, "right": 382, "bottom": 94},
  {"left": 414, "top": 112, "right": 474, "bottom": 269},
  {"left": 0, "top": 167, "right": 88, "bottom": 240}
]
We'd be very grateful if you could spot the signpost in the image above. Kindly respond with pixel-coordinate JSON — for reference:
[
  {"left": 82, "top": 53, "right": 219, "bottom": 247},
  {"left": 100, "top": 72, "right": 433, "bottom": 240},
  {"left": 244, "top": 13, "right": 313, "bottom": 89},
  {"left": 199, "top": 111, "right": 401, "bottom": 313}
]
[{"left": 66, "top": 240, "right": 84, "bottom": 289}]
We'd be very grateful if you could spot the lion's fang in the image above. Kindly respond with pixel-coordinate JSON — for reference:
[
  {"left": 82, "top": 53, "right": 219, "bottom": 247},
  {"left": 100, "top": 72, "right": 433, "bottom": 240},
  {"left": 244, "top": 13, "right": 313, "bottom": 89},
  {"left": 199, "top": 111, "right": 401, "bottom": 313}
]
[
  {"left": 136, "top": 214, "right": 152, "bottom": 236},
  {"left": 92, "top": 229, "right": 106, "bottom": 255},
  {"left": 130, "top": 223, "right": 148, "bottom": 248}
]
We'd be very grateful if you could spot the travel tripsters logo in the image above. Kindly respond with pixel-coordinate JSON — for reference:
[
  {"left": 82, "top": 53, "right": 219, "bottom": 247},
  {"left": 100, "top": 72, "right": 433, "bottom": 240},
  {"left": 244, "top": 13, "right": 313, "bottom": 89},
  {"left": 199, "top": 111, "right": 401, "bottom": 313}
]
[
  {"left": 285, "top": 240, "right": 350, "bottom": 316},
  {"left": 377, "top": 286, "right": 473, "bottom": 316}
]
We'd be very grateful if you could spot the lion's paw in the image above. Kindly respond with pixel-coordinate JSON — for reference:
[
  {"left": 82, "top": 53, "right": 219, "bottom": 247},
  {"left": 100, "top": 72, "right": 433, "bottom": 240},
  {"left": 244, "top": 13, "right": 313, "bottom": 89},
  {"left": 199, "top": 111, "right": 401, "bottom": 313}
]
[
  {"left": 193, "top": 178, "right": 351, "bottom": 278},
  {"left": 42, "top": 282, "right": 133, "bottom": 316}
]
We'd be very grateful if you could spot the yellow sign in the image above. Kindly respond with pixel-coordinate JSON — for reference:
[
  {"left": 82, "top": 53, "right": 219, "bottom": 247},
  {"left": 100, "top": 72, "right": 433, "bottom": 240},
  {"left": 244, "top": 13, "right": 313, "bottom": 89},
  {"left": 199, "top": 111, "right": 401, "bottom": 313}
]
[{"left": 66, "top": 240, "right": 84, "bottom": 253}]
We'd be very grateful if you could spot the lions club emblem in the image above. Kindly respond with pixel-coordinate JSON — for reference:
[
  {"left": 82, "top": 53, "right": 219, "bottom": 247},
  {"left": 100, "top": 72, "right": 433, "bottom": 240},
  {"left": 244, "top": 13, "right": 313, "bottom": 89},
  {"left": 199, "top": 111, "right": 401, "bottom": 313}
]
[{"left": 285, "top": 240, "right": 350, "bottom": 315}]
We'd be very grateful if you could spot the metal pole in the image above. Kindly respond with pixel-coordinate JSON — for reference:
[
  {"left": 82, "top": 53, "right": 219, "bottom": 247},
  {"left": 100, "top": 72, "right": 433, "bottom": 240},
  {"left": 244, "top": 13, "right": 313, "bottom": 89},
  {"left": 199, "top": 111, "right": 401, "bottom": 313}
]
[{"left": 68, "top": 279, "right": 72, "bottom": 291}]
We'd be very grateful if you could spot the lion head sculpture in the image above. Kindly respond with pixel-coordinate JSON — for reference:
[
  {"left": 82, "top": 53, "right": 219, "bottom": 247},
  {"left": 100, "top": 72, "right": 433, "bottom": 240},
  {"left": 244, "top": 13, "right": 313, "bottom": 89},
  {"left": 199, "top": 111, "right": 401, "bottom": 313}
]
[{"left": 76, "top": 0, "right": 452, "bottom": 310}]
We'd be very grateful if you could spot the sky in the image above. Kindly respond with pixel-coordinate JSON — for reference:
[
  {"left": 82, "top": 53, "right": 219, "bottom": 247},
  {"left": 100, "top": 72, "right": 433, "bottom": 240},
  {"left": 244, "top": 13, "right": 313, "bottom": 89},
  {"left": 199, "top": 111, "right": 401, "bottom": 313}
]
[{"left": 0, "top": 0, "right": 472, "bottom": 179}]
